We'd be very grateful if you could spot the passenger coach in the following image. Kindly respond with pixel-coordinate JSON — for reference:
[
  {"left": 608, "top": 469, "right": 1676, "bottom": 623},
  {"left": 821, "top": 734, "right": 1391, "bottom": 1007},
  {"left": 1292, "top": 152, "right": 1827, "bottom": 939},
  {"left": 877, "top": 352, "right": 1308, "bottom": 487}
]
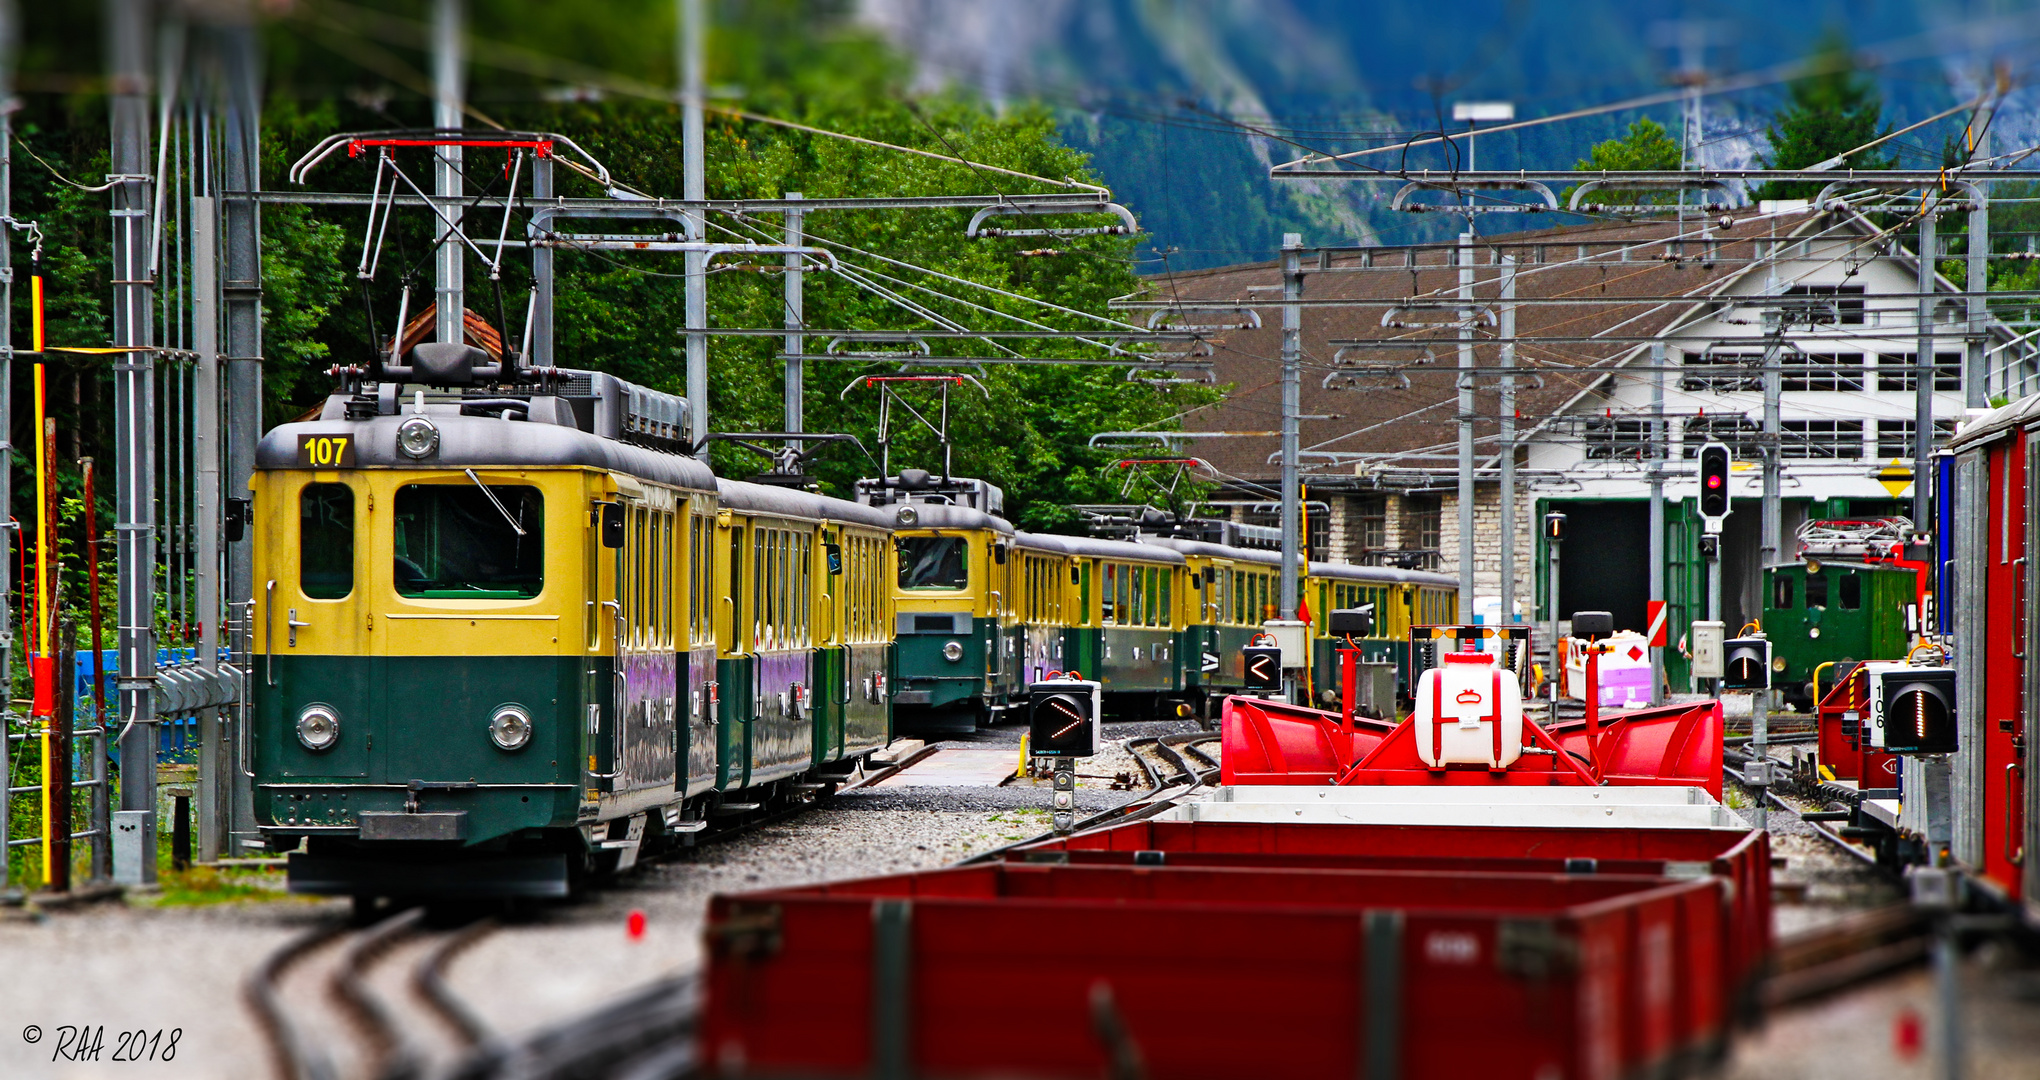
[{"left": 252, "top": 364, "right": 894, "bottom": 900}]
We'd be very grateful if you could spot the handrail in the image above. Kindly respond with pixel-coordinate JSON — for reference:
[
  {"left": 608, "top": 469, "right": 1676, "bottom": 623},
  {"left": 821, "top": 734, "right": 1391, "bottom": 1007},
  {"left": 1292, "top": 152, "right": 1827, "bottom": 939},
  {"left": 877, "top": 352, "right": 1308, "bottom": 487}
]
[
  {"left": 2008, "top": 763, "right": 2025, "bottom": 867},
  {"left": 264, "top": 580, "right": 276, "bottom": 687}
]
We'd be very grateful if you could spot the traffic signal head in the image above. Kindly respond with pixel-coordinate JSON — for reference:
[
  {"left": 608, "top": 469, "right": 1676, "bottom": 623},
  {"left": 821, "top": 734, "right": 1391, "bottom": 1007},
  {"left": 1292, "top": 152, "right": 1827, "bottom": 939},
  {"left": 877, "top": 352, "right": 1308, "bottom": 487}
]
[
  {"left": 1029, "top": 678, "right": 1101, "bottom": 757},
  {"left": 1697, "top": 533, "right": 1720, "bottom": 560},
  {"left": 1869, "top": 665, "right": 1957, "bottom": 754},
  {"left": 1544, "top": 511, "right": 1567, "bottom": 542},
  {"left": 1698, "top": 442, "right": 1731, "bottom": 519},
  {"left": 1243, "top": 645, "right": 1284, "bottom": 692},
  {"left": 1570, "top": 611, "right": 1613, "bottom": 640},
  {"left": 1328, "top": 605, "right": 1376, "bottom": 639},
  {"left": 1721, "top": 636, "right": 1771, "bottom": 690}
]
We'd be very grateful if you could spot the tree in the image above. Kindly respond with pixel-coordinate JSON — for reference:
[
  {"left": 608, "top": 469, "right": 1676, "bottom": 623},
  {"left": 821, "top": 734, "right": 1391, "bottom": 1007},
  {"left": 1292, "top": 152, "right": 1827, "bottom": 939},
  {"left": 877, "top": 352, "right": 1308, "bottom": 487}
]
[
  {"left": 1756, "top": 34, "right": 1893, "bottom": 200},
  {"left": 256, "top": 1, "right": 1216, "bottom": 533},
  {"left": 1569, "top": 117, "right": 1683, "bottom": 206}
]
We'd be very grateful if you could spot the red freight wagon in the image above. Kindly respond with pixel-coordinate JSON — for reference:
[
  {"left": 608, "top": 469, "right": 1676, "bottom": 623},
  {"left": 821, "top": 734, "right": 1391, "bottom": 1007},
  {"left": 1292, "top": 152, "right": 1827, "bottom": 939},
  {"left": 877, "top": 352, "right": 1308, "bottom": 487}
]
[
  {"left": 1016, "top": 817, "right": 1772, "bottom": 999},
  {"left": 701, "top": 862, "right": 1733, "bottom": 1080}
]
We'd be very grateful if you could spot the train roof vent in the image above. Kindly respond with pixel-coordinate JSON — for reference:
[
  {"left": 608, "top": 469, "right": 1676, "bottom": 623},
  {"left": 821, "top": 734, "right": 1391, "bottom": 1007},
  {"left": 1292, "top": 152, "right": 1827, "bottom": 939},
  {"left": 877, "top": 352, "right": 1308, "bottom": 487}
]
[
  {"left": 1795, "top": 517, "right": 1913, "bottom": 561},
  {"left": 555, "top": 368, "right": 690, "bottom": 454}
]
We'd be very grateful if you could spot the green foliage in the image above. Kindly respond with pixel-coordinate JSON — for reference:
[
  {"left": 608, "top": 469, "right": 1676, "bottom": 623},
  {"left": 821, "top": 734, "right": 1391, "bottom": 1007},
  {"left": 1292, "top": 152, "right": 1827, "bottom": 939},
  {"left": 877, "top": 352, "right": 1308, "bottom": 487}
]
[
  {"left": 1756, "top": 33, "right": 1894, "bottom": 200},
  {"left": 262, "top": 4, "right": 1211, "bottom": 532},
  {"left": 1575, "top": 117, "right": 1682, "bottom": 172},
  {"left": 1566, "top": 117, "right": 1683, "bottom": 207}
]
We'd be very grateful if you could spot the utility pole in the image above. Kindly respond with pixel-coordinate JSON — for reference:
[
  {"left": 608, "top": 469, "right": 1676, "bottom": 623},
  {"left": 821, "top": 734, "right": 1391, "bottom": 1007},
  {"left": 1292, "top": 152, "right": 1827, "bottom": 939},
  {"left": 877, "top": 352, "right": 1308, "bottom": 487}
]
[
  {"left": 0, "top": 0, "right": 14, "bottom": 883},
  {"left": 214, "top": 13, "right": 263, "bottom": 854},
  {"left": 108, "top": 0, "right": 158, "bottom": 885},
  {"left": 681, "top": 0, "right": 708, "bottom": 459},
  {"left": 432, "top": 0, "right": 464, "bottom": 345},
  {"left": 784, "top": 192, "right": 804, "bottom": 439},
  {"left": 1498, "top": 255, "right": 1517, "bottom": 626},
  {"left": 1279, "top": 233, "right": 1302, "bottom": 621},
  {"left": 1759, "top": 307, "right": 1782, "bottom": 580},
  {"left": 1916, "top": 199, "right": 1937, "bottom": 529},
  {"left": 1649, "top": 341, "right": 1666, "bottom": 705},
  {"left": 192, "top": 194, "right": 225, "bottom": 862},
  {"left": 1966, "top": 99, "right": 1993, "bottom": 410},
  {"left": 1457, "top": 229, "right": 1475, "bottom": 616}
]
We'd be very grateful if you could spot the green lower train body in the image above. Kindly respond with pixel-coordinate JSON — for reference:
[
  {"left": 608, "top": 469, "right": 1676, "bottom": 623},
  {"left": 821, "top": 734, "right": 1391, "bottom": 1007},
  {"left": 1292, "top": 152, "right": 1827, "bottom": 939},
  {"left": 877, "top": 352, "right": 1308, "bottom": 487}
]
[
  {"left": 891, "top": 615, "right": 1418, "bottom": 730},
  {"left": 1761, "top": 562, "right": 1917, "bottom": 709},
  {"left": 260, "top": 645, "right": 890, "bottom": 898}
]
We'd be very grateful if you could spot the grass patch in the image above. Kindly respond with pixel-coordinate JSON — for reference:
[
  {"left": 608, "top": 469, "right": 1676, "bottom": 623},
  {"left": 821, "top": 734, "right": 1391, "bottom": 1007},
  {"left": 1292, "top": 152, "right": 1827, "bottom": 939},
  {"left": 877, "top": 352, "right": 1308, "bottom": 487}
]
[{"left": 145, "top": 864, "right": 308, "bottom": 908}]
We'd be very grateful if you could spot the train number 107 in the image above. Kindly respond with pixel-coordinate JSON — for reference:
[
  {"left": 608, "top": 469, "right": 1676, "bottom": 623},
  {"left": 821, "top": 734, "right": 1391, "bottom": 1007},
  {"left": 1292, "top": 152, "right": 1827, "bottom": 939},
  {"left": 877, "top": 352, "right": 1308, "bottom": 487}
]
[{"left": 297, "top": 433, "right": 357, "bottom": 468}]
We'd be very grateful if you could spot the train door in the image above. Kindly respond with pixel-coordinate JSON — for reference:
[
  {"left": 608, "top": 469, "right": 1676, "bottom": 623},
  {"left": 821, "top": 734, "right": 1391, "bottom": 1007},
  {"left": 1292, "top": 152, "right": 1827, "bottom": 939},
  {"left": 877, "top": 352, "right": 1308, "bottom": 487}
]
[
  {"left": 684, "top": 509, "right": 718, "bottom": 796},
  {"left": 716, "top": 518, "right": 754, "bottom": 790},
  {"left": 986, "top": 540, "right": 1006, "bottom": 688},
  {"left": 611, "top": 493, "right": 680, "bottom": 803}
]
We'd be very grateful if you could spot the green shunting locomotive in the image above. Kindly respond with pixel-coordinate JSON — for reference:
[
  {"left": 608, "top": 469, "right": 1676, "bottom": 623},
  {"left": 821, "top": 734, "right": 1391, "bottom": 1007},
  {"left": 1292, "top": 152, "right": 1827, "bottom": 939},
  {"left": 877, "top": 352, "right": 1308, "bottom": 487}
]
[{"left": 1760, "top": 518, "right": 1931, "bottom": 711}]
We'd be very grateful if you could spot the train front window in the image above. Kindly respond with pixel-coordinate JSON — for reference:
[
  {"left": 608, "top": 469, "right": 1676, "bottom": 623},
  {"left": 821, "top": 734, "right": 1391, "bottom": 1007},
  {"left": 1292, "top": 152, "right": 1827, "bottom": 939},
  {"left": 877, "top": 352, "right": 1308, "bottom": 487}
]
[
  {"left": 393, "top": 484, "right": 545, "bottom": 599},
  {"left": 301, "top": 483, "right": 354, "bottom": 599},
  {"left": 898, "top": 535, "right": 968, "bottom": 590}
]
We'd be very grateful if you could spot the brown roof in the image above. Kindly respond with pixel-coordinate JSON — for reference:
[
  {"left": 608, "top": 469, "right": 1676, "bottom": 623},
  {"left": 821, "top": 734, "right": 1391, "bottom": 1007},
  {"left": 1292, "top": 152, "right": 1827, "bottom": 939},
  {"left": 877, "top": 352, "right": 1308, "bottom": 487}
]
[{"left": 1143, "top": 211, "right": 1815, "bottom": 487}]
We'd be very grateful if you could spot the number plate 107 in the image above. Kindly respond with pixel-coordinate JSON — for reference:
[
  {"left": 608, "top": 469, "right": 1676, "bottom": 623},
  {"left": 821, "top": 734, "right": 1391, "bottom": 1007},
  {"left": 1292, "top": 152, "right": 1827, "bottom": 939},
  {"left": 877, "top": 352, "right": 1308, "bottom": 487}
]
[{"left": 298, "top": 433, "right": 357, "bottom": 468}]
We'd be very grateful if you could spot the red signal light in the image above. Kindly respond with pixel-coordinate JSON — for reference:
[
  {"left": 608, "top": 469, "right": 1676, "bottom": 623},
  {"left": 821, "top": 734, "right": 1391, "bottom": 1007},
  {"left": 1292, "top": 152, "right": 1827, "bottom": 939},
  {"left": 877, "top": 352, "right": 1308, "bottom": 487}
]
[{"left": 1706, "top": 476, "right": 1722, "bottom": 489}]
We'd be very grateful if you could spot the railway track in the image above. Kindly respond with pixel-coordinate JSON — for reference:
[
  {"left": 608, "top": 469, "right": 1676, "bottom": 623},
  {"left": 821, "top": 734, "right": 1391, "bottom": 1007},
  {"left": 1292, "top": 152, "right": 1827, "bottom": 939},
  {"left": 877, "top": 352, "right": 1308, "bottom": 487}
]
[
  {"left": 246, "top": 908, "right": 502, "bottom": 1080},
  {"left": 1720, "top": 748, "right": 1934, "bottom": 1013}
]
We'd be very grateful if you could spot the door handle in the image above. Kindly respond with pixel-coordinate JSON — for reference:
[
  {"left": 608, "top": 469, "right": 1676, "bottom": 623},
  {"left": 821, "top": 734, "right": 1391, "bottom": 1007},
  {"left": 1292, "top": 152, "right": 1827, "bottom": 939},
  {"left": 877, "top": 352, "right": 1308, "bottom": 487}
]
[
  {"left": 287, "top": 608, "right": 311, "bottom": 648},
  {"left": 2016, "top": 558, "right": 2028, "bottom": 661},
  {"left": 264, "top": 581, "right": 276, "bottom": 686},
  {"left": 2009, "top": 763, "right": 2025, "bottom": 867}
]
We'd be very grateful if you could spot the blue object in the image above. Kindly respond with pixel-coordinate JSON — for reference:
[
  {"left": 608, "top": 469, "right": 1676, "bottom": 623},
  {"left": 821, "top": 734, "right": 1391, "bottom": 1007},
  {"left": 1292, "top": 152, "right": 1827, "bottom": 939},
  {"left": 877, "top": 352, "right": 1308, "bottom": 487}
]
[{"left": 77, "top": 647, "right": 234, "bottom": 766}]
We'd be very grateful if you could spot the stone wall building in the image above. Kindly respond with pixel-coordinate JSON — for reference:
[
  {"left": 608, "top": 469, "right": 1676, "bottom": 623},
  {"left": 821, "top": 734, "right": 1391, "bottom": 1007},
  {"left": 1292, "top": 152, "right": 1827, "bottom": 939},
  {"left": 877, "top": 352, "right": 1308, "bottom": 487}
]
[{"left": 1147, "top": 206, "right": 2034, "bottom": 687}]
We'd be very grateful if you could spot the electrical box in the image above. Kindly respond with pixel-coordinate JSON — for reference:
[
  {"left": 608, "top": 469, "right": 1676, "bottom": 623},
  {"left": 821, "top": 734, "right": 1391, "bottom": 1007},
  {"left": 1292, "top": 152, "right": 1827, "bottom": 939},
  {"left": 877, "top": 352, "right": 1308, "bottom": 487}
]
[
  {"left": 1243, "top": 646, "right": 1284, "bottom": 693},
  {"left": 1865, "top": 663, "right": 1957, "bottom": 754},
  {"left": 1690, "top": 621, "right": 1725, "bottom": 680},
  {"left": 1263, "top": 620, "right": 1308, "bottom": 668},
  {"left": 1722, "top": 636, "right": 1772, "bottom": 690},
  {"left": 1028, "top": 678, "right": 1101, "bottom": 758}
]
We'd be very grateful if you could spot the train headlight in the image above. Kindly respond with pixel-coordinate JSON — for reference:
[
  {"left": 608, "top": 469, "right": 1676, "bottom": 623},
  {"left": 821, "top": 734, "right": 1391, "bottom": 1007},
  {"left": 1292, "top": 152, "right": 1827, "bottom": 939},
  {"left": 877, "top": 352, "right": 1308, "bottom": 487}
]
[
  {"left": 489, "top": 704, "right": 534, "bottom": 750},
  {"left": 296, "top": 704, "right": 340, "bottom": 751},
  {"left": 942, "top": 640, "right": 964, "bottom": 662},
  {"left": 396, "top": 415, "right": 440, "bottom": 459},
  {"left": 896, "top": 505, "right": 919, "bottom": 527}
]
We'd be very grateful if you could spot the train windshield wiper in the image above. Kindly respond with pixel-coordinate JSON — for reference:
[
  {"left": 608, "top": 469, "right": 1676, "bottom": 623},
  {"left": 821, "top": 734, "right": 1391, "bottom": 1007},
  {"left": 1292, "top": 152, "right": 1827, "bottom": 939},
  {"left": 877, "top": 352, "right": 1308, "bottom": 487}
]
[{"left": 464, "top": 468, "right": 527, "bottom": 536}]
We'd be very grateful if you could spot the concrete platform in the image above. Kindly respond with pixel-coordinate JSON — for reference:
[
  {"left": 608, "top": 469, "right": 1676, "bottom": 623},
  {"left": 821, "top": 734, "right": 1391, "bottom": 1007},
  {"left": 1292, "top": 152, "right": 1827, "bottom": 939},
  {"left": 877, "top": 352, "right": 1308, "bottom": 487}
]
[{"left": 874, "top": 746, "right": 1019, "bottom": 788}]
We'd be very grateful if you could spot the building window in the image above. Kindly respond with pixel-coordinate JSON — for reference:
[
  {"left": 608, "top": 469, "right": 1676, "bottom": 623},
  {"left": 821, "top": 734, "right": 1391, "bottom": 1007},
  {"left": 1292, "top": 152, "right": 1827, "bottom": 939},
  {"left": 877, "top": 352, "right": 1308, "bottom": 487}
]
[
  {"left": 1404, "top": 495, "right": 1441, "bottom": 553},
  {"left": 1351, "top": 495, "right": 1387, "bottom": 555},
  {"left": 1583, "top": 419, "right": 1655, "bottom": 461},
  {"left": 1246, "top": 503, "right": 1331, "bottom": 560},
  {"left": 1683, "top": 415, "right": 1762, "bottom": 459},
  {"left": 1781, "top": 284, "right": 1866, "bottom": 325},
  {"left": 1876, "top": 419, "right": 1960, "bottom": 459},
  {"left": 1780, "top": 420, "right": 1864, "bottom": 459},
  {"left": 1782, "top": 352, "right": 1867, "bottom": 392},
  {"left": 1681, "top": 351, "right": 1763, "bottom": 392},
  {"left": 1875, "top": 353, "right": 1962, "bottom": 391}
]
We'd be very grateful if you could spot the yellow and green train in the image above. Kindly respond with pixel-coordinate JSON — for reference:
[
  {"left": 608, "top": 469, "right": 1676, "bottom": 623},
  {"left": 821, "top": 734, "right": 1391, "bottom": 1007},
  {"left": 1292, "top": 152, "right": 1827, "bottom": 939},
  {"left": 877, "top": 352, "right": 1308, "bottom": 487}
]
[
  {"left": 876, "top": 495, "right": 1459, "bottom": 729},
  {"left": 252, "top": 363, "right": 1456, "bottom": 899},
  {"left": 253, "top": 370, "right": 895, "bottom": 900}
]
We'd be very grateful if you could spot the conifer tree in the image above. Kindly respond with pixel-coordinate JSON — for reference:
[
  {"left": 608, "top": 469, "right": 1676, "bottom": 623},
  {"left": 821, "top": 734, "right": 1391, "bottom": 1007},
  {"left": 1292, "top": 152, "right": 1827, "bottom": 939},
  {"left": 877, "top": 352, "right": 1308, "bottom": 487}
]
[{"left": 1756, "top": 34, "right": 1893, "bottom": 200}]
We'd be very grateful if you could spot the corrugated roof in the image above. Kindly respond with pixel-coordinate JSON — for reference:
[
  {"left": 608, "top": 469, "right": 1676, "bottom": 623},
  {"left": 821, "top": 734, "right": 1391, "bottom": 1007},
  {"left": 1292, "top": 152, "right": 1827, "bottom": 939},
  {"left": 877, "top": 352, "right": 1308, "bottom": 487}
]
[{"left": 1142, "top": 211, "right": 1818, "bottom": 487}]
